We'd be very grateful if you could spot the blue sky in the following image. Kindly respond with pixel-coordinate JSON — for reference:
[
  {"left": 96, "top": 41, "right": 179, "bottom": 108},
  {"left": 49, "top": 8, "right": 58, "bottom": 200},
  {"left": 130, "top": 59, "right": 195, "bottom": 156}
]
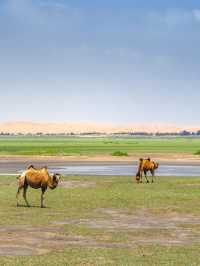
[{"left": 0, "top": 0, "right": 200, "bottom": 124}]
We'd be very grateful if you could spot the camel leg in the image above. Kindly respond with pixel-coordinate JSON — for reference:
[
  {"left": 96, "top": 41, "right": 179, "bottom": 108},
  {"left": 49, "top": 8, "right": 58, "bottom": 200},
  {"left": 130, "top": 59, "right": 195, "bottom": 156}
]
[
  {"left": 140, "top": 172, "right": 143, "bottom": 183},
  {"left": 41, "top": 188, "right": 46, "bottom": 208},
  {"left": 16, "top": 187, "right": 23, "bottom": 207},
  {"left": 151, "top": 170, "right": 155, "bottom": 183},
  {"left": 23, "top": 184, "right": 30, "bottom": 207},
  {"left": 144, "top": 170, "right": 149, "bottom": 183}
]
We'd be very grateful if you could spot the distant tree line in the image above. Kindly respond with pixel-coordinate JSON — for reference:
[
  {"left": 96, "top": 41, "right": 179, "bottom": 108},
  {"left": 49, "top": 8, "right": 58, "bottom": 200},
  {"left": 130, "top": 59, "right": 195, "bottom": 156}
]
[{"left": 0, "top": 130, "right": 200, "bottom": 136}]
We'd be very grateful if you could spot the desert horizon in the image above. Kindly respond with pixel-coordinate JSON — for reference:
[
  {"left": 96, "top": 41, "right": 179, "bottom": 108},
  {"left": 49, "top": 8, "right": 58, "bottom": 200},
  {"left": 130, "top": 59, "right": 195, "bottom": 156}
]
[{"left": 0, "top": 121, "right": 200, "bottom": 134}]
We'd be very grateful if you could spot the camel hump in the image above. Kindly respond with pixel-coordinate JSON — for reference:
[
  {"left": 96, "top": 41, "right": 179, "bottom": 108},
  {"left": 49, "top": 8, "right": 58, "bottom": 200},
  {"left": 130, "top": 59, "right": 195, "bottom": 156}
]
[
  {"left": 27, "top": 165, "right": 35, "bottom": 169},
  {"left": 147, "top": 157, "right": 151, "bottom": 161},
  {"left": 27, "top": 165, "right": 48, "bottom": 171}
]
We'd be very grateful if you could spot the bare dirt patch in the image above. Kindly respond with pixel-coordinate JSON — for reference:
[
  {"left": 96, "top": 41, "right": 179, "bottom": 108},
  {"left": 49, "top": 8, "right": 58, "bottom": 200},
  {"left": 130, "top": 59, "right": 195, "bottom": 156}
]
[
  {"left": 2, "top": 209, "right": 200, "bottom": 256},
  {"left": 54, "top": 209, "right": 200, "bottom": 230},
  {"left": 178, "top": 183, "right": 200, "bottom": 188},
  {"left": 60, "top": 180, "right": 96, "bottom": 189},
  {"left": 1, "top": 152, "right": 200, "bottom": 165},
  {"left": 53, "top": 209, "right": 200, "bottom": 246},
  {"left": 0, "top": 224, "right": 128, "bottom": 256}
]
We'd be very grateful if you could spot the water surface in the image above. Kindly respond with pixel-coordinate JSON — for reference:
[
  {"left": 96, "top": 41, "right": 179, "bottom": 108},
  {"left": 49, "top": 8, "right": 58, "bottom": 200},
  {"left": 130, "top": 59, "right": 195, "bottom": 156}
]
[{"left": 49, "top": 164, "right": 200, "bottom": 176}]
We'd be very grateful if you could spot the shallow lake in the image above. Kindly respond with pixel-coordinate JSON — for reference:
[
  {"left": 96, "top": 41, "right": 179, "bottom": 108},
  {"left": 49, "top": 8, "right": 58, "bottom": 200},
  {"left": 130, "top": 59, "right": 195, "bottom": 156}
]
[
  {"left": 1, "top": 160, "right": 200, "bottom": 176},
  {"left": 49, "top": 164, "right": 200, "bottom": 176}
]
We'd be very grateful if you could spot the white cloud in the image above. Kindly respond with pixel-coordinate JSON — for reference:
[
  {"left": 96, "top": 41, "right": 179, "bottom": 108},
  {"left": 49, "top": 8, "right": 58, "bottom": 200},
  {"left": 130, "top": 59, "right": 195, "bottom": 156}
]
[
  {"left": 193, "top": 9, "right": 200, "bottom": 22},
  {"left": 38, "top": 0, "right": 67, "bottom": 10},
  {"left": 147, "top": 9, "right": 193, "bottom": 29},
  {"left": 144, "top": 8, "right": 200, "bottom": 29},
  {"left": 165, "top": 10, "right": 191, "bottom": 26},
  {"left": 4, "top": 0, "right": 81, "bottom": 27}
]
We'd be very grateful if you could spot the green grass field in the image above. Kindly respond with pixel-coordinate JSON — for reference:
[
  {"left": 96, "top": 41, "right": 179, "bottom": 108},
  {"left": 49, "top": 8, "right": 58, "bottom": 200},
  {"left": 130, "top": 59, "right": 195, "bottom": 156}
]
[
  {"left": 0, "top": 136, "right": 200, "bottom": 156},
  {"left": 0, "top": 174, "right": 200, "bottom": 265}
]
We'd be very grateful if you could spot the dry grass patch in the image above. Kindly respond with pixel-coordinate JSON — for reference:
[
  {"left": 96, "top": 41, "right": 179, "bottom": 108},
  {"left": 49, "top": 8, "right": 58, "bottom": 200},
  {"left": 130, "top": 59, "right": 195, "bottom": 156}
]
[{"left": 60, "top": 180, "right": 96, "bottom": 189}]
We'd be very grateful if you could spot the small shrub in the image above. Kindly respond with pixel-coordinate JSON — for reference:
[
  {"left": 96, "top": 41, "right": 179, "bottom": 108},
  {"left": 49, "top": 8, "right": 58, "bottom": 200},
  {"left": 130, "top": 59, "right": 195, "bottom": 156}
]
[
  {"left": 112, "top": 151, "right": 128, "bottom": 156},
  {"left": 194, "top": 151, "right": 200, "bottom": 155}
]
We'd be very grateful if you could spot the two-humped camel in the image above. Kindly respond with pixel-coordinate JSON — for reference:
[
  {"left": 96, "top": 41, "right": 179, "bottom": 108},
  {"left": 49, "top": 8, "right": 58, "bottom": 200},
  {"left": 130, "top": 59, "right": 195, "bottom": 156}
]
[
  {"left": 16, "top": 165, "right": 61, "bottom": 208},
  {"left": 136, "top": 158, "right": 159, "bottom": 183}
]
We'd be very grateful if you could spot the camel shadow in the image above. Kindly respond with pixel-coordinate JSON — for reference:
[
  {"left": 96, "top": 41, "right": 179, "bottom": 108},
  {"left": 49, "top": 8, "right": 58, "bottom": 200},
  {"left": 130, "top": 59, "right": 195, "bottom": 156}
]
[{"left": 16, "top": 204, "right": 50, "bottom": 209}]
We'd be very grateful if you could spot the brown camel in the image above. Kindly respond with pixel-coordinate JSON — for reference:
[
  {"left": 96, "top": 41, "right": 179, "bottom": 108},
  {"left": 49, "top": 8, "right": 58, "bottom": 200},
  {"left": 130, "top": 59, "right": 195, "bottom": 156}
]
[
  {"left": 135, "top": 158, "right": 159, "bottom": 183},
  {"left": 16, "top": 165, "right": 61, "bottom": 208}
]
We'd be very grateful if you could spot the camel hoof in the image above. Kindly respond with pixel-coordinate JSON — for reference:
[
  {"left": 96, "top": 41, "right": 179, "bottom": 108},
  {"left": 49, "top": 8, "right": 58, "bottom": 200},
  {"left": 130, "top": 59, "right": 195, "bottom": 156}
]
[
  {"left": 41, "top": 206, "right": 46, "bottom": 208},
  {"left": 147, "top": 181, "right": 149, "bottom": 183}
]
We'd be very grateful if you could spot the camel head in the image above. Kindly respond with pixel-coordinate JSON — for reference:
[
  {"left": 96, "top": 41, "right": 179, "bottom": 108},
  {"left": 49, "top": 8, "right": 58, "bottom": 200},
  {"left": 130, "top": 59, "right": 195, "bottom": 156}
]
[
  {"left": 49, "top": 173, "right": 61, "bottom": 189},
  {"left": 139, "top": 158, "right": 143, "bottom": 162},
  {"left": 135, "top": 174, "right": 140, "bottom": 183},
  {"left": 153, "top": 162, "right": 159, "bottom": 169}
]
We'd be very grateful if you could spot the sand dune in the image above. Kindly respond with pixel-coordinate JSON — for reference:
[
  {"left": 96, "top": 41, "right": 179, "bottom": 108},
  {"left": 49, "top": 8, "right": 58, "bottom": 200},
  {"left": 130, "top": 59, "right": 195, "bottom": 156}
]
[{"left": 0, "top": 121, "right": 199, "bottom": 134}]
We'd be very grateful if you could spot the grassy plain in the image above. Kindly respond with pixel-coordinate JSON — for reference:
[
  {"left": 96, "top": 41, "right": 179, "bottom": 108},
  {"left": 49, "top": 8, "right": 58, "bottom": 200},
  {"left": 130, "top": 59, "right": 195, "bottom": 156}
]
[
  {"left": 0, "top": 136, "right": 200, "bottom": 156},
  {"left": 0, "top": 175, "right": 200, "bottom": 265}
]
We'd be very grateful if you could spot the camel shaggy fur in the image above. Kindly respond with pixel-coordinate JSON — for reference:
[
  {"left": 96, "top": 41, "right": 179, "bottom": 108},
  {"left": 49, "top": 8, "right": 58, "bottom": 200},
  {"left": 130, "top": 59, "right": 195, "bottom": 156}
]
[
  {"left": 16, "top": 165, "right": 61, "bottom": 208},
  {"left": 135, "top": 158, "right": 159, "bottom": 183}
]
